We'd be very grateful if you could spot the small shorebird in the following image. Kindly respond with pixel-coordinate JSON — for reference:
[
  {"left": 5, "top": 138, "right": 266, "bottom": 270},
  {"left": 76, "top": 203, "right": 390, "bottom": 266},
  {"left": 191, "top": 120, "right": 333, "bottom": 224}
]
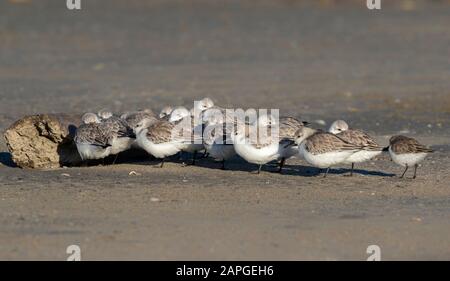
[
  {"left": 292, "top": 127, "right": 363, "bottom": 177},
  {"left": 159, "top": 106, "right": 173, "bottom": 119},
  {"left": 136, "top": 107, "right": 193, "bottom": 167},
  {"left": 121, "top": 109, "right": 157, "bottom": 132},
  {"left": 232, "top": 114, "right": 279, "bottom": 174},
  {"left": 121, "top": 109, "right": 158, "bottom": 149},
  {"left": 171, "top": 106, "right": 205, "bottom": 165},
  {"left": 168, "top": 106, "right": 190, "bottom": 122},
  {"left": 191, "top": 97, "right": 215, "bottom": 117},
  {"left": 202, "top": 112, "right": 236, "bottom": 170},
  {"left": 329, "top": 120, "right": 384, "bottom": 176},
  {"left": 187, "top": 98, "right": 216, "bottom": 163},
  {"left": 385, "top": 135, "right": 433, "bottom": 179},
  {"left": 277, "top": 116, "right": 309, "bottom": 173},
  {"left": 74, "top": 113, "right": 112, "bottom": 162},
  {"left": 97, "top": 109, "right": 136, "bottom": 163}
]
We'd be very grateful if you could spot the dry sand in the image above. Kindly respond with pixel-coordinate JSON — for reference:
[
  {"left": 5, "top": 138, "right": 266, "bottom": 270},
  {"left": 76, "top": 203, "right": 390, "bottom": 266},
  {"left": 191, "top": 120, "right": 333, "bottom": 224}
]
[{"left": 0, "top": 0, "right": 449, "bottom": 260}]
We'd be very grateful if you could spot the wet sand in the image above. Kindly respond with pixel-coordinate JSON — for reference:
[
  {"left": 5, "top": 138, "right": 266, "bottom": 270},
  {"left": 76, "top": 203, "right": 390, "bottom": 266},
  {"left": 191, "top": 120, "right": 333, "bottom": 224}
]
[{"left": 0, "top": 0, "right": 450, "bottom": 260}]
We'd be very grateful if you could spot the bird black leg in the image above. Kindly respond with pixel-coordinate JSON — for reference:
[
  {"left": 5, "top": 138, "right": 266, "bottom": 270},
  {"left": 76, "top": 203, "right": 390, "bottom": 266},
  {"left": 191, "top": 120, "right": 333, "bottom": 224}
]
[
  {"left": 203, "top": 151, "right": 209, "bottom": 158},
  {"left": 192, "top": 151, "right": 197, "bottom": 166},
  {"left": 278, "top": 158, "right": 286, "bottom": 173},
  {"left": 413, "top": 164, "right": 418, "bottom": 179},
  {"left": 112, "top": 153, "right": 119, "bottom": 165},
  {"left": 221, "top": 160, "right": 226, "bottom": 170},
  {"left": 257, "top": 164, "right": 263, "bottom": 174},
  {"left": 400, "top": 165, "right": 408, "bottom": 178},
  {"left": 160, "top": 158, "right": 165, "bottom": 168},
  {"left": 323, "top": 167, "right": 330, "bottom": 178},
  {"left": 350, "top": 163, "right": 354, "bottom": 177}
]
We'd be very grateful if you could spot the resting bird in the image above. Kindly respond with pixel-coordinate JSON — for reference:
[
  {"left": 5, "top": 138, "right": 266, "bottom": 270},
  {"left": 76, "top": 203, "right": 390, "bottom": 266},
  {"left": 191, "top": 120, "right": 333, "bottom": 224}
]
[
  {"left": 74, "top": 113, "right": 112, "bottom": 163},
  {"left": 97, "top": 109, "right": 136, "bottom": 163},
  {"left": 328, "top": 120, "right": 384, "bottom": 176}
]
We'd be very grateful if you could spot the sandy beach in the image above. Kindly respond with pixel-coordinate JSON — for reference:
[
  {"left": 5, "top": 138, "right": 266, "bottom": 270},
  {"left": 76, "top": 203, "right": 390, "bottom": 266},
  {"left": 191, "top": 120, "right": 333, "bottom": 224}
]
[{"left": 0, "top": 0, "right": 449, "bottom": 260}]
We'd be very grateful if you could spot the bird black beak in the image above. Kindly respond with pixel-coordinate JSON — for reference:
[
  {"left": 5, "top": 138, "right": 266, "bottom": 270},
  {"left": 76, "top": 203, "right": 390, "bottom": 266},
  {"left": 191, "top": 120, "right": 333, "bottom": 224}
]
[
  {"left": 283, "top": 140, "right": 296, "bottom": 148},
  {"left": 382, "top": 146, "right": 389, "bottom": 152}
]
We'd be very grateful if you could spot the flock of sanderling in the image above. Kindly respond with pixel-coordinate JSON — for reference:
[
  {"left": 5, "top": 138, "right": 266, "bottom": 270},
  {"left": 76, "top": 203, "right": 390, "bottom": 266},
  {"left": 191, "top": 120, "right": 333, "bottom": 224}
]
[{"left": 74, "top": 98, "right": 434, "bottom": 179}]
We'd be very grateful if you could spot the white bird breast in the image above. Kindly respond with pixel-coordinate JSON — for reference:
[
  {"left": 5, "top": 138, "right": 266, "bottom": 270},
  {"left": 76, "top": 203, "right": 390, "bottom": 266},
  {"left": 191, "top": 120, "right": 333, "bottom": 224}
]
[
  {"left": 389, "top": 147, "right": 427, "bottom": 167},
  {"left": 206, "top": 143, "right": 236, "bottom": 161},
  {"left": 136, "top": 130, "right": 181, "bottom": 159},
  {"left": 300, "top": 143, "right": 356, "bottom": 168},
  {"left": 343, "top": 150, "right": 382, "bottom": 164},
  {"left": 233, "top": 138, "right": 279, "bottom": 165},
  {"left": 76, "top": 143, "right": 111, "bottom": 160},
  {"left": 110, "top": 137, "right": 134, "bottom": 155}
]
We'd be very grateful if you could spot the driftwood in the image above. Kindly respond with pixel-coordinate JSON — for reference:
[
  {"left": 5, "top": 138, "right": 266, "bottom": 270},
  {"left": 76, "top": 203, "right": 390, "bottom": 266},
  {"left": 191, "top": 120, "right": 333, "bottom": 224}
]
[{"left": 4, "top": 114, "right": 83, "bottom": 169}]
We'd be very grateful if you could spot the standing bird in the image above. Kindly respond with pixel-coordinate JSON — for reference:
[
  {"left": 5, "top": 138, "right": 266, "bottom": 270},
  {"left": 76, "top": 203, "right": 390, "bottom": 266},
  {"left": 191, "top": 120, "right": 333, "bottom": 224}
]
[
  {"left": 181, "top": 98, "right": 215, "bottom": 164},
  {"left": 97, "top": 109, "right": 136, "bottom": 164},
  {"left": 292, "top": 127, "right": 364, "bottom": 177},
  {"left": 74, "top": 113, "right": 112, "bottom": 163},
  {"left": 202, "top": 109, "right": 236, "bottom": 170},
  {"left": 328, "top": 120, "right": 384, "bottom": 176},
  {"left": 170, "top": 106, "right": 205, "bottom": 165},
  {"left": 277, "top": 117, "right": 309, "bottom": 173},
  {"left": 385, "top": 135, "right": 433, "bottom": 179},
  {"left": 232, "top": 114, "right": 279, "bottom": 174}
]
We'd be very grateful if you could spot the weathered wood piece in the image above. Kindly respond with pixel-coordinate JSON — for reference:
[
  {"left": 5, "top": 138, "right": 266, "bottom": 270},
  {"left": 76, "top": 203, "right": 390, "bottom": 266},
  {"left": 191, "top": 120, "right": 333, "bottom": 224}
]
[{"left": 4, "top": 114, "right": 83, "bottom": 169}]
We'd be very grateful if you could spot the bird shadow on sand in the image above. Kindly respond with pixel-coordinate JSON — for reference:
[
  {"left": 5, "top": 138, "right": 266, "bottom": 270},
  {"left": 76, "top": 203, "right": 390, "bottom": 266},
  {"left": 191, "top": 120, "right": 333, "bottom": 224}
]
[
  {"left": 102, "top": 151, "right": 396, "bottom": 178},
  {"left": 338, "top": 168, "right": 396, "bottom": 177},
  {"left": 163, "top": 157, "right": 395, "bottom": 178},
  {"left": 0, "top": 152, "right": 16, "bottom": 168},
  {"left": 188, "top": 159, "right": 396, "bottom": 178}
]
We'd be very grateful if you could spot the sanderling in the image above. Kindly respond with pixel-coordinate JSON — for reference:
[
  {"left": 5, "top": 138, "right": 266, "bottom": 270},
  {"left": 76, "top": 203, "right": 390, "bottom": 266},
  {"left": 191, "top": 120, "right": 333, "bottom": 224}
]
[
  {"left": 232, "top": 114, "right": 279, "bottom": 174},
  {"left": 169, "top": 106, "right": 205, "bottom": 165},
  {"left": 202, "top": 111, "right": 236, "bottom": 170},
  {"left": 191, "top": 97, "right": 215, "bottom": 117},
  {"left": 121, "top": 109, "right": 158, "bottom": 149},
  {"left": 181, "top": 98, "right": 215, "bottom": 164},
  {"left": 136, "top": 107, "right": 192, "bottom": 167},
  {"left": 120, "top": 109, "right": 158, "bottom": 134},
  {"left": 277, "top": 116, "right": 309, "bottom": 173},
  {"left": 167, "top": 106, "right": 190, "bottom": 122},
  {"left": 292, "top": 127, "right": 363, "bottom": 177},
  {"left": 74, "top": 113, "right": 112, "bottom": 162},
  {"left": 159, "top": 106, "right": 173, "bottom": 119},
  {"left": 97, "top": 109, "right": 136, "bottom": 163},
  {"left": 385, "top": 135, "right": 433, "bottom": 179},
  {"left": 328, "top": 120, "right": 384, "bottom": 176}
]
